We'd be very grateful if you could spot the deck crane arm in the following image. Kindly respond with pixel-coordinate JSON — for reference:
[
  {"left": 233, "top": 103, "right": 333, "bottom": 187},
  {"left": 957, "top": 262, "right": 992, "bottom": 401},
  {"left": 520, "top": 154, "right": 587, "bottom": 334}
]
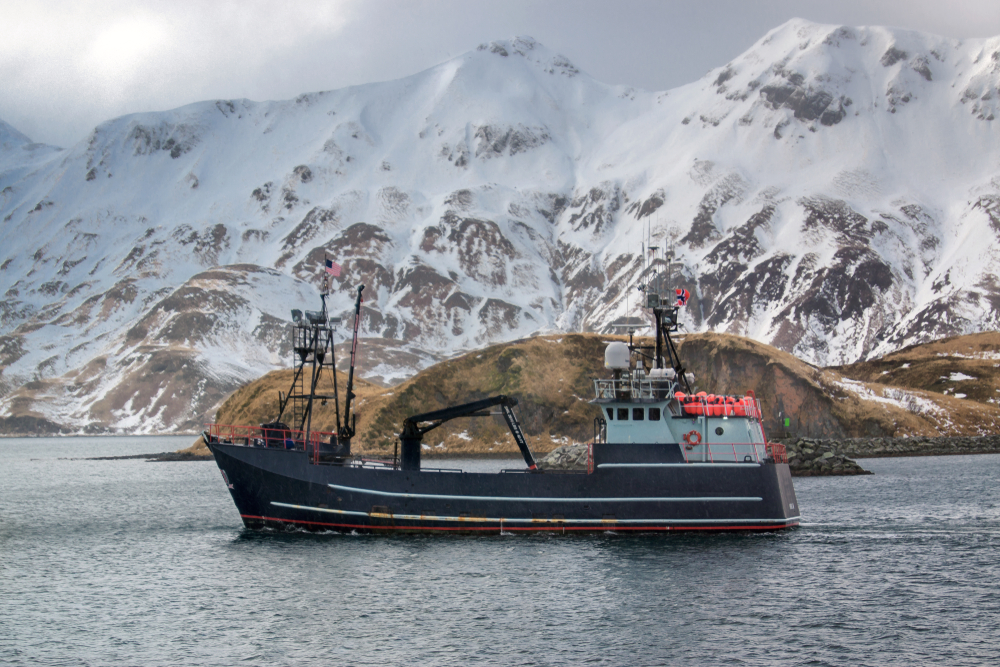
[{"left": 399, "top": 395, "right": 536, "bottom": 472}]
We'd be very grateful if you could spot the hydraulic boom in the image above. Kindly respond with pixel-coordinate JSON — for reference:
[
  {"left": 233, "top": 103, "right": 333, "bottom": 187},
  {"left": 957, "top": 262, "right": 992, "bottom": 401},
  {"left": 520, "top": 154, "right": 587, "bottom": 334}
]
[{"left": 399, "top": 395, "right": 537, "bottom": 472}]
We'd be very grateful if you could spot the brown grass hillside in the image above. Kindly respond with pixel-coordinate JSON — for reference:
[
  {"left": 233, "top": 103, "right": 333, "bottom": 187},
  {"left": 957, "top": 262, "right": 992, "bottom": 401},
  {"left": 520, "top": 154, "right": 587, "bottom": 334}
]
[
  {"left": 216, "top": 334, "right": 612, "bottom": 457},
  {"left": 831, "top": 331, "right": 1000, "bottom": 406},
  {"left": 212, "top": 332, "right": 1000, "bottom": 456},
  {"left": 213, "top": 368, "right": 384, "bottom": 433},
  {"left": 678, "top": 333, "right": 1000, "bottom": 438}
]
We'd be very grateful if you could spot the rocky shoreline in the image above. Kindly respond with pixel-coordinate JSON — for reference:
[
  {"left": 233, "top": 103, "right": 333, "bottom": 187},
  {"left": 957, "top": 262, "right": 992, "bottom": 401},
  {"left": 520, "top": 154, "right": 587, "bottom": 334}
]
[
  {"left": 770, "top": 435, "right": 1000, "bottom": 476},
  {"left": 779, "top": 435, "right": 1000, "bottom": 459},
  {"left": 778, "top": 440, "right": 870, "bottom": 476},
  {"left": 83, "top": 451, "right": 214, "bottom": 462},
  {"left": 536, "top": 444, "right": 592, "bottom": 470}
]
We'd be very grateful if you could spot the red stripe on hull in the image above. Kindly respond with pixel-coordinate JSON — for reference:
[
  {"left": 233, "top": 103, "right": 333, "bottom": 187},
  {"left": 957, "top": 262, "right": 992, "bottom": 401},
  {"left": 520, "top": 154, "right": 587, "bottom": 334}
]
[{"left": 240, "top": 514, "right": 799, "bottom": 533}]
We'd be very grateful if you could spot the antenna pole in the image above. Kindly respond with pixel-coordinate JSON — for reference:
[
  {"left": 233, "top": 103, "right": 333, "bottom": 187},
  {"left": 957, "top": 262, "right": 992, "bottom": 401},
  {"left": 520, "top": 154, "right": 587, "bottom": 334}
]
[
  {"left": 331, "top": 338, "right": 341, "bottom": 441},
  {"left": 303, "top": 326, "right": 320, "bottom": 445},
  {"left": 340, "top": 285, "right": 365, "bottom": 443}
]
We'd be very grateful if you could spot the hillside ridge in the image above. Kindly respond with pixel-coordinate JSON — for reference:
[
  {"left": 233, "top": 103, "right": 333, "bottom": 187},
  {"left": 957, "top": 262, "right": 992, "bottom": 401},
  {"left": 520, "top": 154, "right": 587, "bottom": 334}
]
[
  {"left": 3, "top": 21, "right": 1000, "bottom": 434},
  {"left": 210, "top": 330, "right": 1000, "bottom": 457}
]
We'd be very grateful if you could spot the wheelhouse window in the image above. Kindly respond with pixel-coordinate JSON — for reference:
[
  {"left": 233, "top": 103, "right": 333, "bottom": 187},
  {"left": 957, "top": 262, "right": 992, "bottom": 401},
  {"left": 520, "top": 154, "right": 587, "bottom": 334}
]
[
  {"left": 617, "top": 408, "right": 629, "bottom": 421},
  {"left": 649, "top": 407, "right": 661, "bottom": 421},
  {"left": 606, "top": 407, "right": 614, "bottom": 420},
  {"left": 633, "top": 407, "right": 644, "bottom": 421}
]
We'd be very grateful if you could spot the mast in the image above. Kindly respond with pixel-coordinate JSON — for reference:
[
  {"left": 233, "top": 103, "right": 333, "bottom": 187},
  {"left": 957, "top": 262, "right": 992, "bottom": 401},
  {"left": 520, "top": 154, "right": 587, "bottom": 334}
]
[
  {"left": 339, "top": 285, "right": 365, "bottom": 445},
  {"left": 635, "top": 245, "right": 692, "bottom": 393},
  {"left": 303, "top": 287, "right": 332, "bottom": 446},
  {"left": 272, "top": 278, "right": 341, "bottom": 451}
]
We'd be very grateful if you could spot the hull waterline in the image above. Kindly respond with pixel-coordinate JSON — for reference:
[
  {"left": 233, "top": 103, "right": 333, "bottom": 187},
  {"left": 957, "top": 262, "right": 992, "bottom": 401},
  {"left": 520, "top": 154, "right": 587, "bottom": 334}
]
[{"left": 210, "top": 442, "right": 800, "bottom": 534}]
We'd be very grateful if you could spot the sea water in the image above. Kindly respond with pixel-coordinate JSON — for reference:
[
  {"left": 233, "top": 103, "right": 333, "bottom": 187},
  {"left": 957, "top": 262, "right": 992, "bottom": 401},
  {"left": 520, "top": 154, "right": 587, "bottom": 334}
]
[{"left": 1, "top": 436, "right": 998, "bottom": 666}]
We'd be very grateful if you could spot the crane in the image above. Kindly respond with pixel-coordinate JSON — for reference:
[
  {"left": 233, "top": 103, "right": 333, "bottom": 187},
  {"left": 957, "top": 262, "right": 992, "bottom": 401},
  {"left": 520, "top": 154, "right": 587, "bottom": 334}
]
[{"left": 398, "top": 395, "right": 537, "bottom": 472}]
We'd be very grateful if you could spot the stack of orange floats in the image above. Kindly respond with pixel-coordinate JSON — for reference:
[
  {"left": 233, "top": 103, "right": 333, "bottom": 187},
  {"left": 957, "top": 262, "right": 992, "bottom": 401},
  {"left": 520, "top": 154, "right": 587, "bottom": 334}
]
[{"left": 675, "top": 392, "right": 755, "bottom": 417}]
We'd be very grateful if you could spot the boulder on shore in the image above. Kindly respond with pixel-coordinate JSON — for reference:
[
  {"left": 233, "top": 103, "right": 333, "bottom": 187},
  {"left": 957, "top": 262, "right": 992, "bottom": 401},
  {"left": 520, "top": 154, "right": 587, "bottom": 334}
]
[
  {"left": 780, "top": 439, "right": 871, "bottom": 476},
  {"left": 537, "top": 444, "right": 590, "bottom": 470}
]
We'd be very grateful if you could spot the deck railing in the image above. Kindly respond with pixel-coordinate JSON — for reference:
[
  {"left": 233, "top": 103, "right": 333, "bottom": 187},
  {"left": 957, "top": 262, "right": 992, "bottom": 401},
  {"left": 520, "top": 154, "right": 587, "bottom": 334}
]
[
  {"left": 206, "top": 423, "right": 403, "bottom": 467},
  {"left": 207, "top": 423, "right": 333, "bottom": 450},
  {"left": 679, "top": 441, "right": 788, "bottom": 464},
  {"left": 681, "top": 442, "right": 768, "bottom": 463},
  {"left": 207, "top": 423, "right": 336, "bottom": 464},
  {"left": 595, "top": 377, "right": 656, "bottom": 400},
  {"left": 766, "top": 442, "right": 787, "bottom": 463},
  {"left": 594, "top": 381, "right": 765, "bottom": 421}
]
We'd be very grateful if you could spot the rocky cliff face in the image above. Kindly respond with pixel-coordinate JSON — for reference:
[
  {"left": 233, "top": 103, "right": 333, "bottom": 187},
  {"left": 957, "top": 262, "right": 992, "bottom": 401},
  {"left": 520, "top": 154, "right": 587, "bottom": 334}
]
[{"left": 3, "top": 23, "right": 1000, "bottom": 433}]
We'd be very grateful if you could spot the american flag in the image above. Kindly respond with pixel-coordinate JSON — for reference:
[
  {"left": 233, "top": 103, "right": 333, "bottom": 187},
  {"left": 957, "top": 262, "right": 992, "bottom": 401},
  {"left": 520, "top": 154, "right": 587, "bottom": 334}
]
[{"left": 325, "top": 257, "right": 341, "bottom": 277}]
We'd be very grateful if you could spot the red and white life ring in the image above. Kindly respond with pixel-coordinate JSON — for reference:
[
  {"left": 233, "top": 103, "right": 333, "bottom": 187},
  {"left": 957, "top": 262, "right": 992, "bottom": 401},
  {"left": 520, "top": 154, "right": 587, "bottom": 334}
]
[{"left": 683, "top": 430, "right": 702, "bottom": 449}]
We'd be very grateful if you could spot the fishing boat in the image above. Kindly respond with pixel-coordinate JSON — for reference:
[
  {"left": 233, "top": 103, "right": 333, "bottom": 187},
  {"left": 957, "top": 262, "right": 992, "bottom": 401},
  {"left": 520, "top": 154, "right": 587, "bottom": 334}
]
[{"left": 205, "top": 277, "right": 800, "bottom": 533}]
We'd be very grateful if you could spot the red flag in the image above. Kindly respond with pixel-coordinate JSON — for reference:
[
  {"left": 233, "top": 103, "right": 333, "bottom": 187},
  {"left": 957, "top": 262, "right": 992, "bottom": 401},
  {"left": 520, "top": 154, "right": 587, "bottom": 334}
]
[{"left": 675, "top": 288, "right": 690, "bottom": 306}]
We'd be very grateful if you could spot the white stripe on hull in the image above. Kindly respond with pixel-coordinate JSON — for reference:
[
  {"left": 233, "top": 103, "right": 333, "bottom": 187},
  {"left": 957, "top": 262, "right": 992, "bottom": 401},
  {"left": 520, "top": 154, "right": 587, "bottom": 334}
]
[
  {"left": 271, "top": 501, "right": 798, "bottom": 525},
  {"left": 327, "top": 483, "right": 762, "bottom": 504},
  {"left": 598, "top": 463, "right": 762, "bottom": 469}
]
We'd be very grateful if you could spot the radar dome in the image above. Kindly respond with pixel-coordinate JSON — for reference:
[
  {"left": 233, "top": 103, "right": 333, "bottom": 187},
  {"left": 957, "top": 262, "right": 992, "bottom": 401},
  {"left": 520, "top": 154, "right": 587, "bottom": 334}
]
[{"left": 604, "top": 342, "right": 630, "bottom": 370}]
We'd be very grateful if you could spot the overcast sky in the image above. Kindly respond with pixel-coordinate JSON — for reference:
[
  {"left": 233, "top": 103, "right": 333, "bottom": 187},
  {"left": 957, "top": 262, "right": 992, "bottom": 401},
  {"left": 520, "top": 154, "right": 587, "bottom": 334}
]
[{"left": 3, "top": 0, "right": 1000, "bottom": 148}]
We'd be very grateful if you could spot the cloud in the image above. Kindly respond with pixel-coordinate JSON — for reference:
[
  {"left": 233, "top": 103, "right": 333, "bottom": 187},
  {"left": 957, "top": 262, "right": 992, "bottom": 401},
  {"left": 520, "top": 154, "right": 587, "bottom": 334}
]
[
  {"left": 0, "top": 0, "right": 356, "bottom": 146},
  {"left": 2, "top": 0, "right": 1000, "bottom": 148}
]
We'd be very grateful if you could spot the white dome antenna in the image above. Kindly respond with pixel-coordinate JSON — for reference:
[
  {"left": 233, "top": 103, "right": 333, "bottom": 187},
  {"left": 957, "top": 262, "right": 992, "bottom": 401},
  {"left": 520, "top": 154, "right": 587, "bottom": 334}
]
[{"left": 604, "top": 342, "right": 630, "bottom": 370}]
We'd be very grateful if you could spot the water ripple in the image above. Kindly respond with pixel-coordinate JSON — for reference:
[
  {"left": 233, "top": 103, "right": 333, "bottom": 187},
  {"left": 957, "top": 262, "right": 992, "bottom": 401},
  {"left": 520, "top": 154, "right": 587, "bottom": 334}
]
[{"left": 2, "top": 441, "right": 999, "bottom": 665}]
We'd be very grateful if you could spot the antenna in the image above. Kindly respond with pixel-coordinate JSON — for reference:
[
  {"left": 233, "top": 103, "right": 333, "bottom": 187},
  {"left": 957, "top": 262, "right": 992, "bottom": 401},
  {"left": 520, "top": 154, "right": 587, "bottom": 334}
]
[
  {"left": 626, "top": 243, "right": 630, "bottom": 317},
  {"left": 666, "top": 250, "right": 672, "bottom": 297},
  {"left": 340, "top": 284, "right": 365, "bottom": 444}
]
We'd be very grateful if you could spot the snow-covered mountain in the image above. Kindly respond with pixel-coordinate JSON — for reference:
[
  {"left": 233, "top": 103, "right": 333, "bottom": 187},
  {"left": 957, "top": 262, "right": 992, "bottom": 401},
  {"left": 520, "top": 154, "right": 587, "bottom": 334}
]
[{"left": 2, "top": 21, "right": 1000, "bottom": 434}]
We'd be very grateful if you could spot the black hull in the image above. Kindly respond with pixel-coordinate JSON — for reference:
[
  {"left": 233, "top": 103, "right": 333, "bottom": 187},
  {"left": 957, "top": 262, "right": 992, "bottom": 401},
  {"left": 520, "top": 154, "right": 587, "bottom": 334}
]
[{"left": 209, "top": 442, "right": 800, "bottom": 534}]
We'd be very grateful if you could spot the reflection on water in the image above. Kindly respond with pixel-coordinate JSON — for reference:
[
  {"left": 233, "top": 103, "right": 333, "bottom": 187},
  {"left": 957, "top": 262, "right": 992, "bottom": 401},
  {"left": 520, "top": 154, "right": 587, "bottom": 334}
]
[{"left": 2, "top": 438, "right": 998, "bottom": 665}]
